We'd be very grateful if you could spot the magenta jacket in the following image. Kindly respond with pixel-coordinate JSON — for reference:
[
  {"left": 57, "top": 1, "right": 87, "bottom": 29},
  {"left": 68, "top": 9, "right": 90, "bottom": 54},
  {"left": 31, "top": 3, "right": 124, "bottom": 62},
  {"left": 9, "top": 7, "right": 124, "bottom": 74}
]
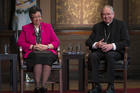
[{"left": 17, "top": 22, "right": 59, "bottom": 58}]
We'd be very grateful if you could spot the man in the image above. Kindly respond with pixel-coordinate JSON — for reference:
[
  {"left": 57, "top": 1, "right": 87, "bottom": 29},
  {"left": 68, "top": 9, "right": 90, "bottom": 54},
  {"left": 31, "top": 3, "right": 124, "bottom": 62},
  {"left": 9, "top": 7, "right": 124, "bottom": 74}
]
[{"left": 86, "top": 5, "right": 129, "bottom": 93}]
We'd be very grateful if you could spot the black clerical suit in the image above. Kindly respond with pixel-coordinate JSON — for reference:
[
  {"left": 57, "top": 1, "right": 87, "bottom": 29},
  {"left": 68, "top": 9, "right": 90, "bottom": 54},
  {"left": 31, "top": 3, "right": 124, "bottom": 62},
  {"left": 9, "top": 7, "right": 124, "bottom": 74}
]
[{"left": 86, "top": 19, "right": 130, "bottom": 83}]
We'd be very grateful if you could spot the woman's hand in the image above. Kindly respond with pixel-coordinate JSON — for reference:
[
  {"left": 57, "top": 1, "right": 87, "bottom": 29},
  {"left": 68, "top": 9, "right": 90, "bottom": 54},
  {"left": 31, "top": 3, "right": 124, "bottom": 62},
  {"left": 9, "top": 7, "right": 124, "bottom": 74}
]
[
  {"left": 33, "top": 44, "right": 54, "bottom": 51},
  {"left": 34, "top": 44, "right": 47, "bottom": 51}
]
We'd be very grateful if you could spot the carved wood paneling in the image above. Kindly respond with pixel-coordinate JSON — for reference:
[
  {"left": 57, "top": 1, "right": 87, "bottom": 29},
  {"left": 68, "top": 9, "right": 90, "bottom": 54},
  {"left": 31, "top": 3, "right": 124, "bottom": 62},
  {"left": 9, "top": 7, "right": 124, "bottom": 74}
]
[
  {"left": 128, "top": 0, "right": 140, "bottom": 25},
  {"left": 0, "top": 0, "right": 15, "bottom": 30},
  {"left": 125, "top": 0, "right": 140, "bottom": 30},
  {"left": 55, "top": 0, "right": 108, "bottom": 29}
]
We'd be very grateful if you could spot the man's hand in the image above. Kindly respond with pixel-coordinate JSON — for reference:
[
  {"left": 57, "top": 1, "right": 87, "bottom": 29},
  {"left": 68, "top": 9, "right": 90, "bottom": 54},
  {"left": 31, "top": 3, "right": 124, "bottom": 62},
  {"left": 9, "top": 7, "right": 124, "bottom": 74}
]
[
  {"left": 101, "top": 44, "right": 113, "bottom": 52},
  {"left": 96, "top": 39, "right": 105, "bottom": 48}
]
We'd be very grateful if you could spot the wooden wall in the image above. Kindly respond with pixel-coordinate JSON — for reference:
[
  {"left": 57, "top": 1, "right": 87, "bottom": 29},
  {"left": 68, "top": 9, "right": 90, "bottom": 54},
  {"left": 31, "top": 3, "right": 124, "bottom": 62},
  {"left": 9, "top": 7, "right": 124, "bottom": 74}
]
[
  {"left": 0, "top": 0, "right": 15, "bottom": 30},
  {"left": 0, "top": 0, "right": 140, "bottom": 81},
  {"left": 56, "top": 30, "right": 140, "bottom": 79}
]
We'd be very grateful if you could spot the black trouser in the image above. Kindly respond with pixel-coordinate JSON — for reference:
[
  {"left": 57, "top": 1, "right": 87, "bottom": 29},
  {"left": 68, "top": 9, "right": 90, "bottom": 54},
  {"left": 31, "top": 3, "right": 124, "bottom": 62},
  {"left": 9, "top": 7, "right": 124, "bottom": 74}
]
[{"left": 88, "top": 50, "right": 122, "bottom": 83}]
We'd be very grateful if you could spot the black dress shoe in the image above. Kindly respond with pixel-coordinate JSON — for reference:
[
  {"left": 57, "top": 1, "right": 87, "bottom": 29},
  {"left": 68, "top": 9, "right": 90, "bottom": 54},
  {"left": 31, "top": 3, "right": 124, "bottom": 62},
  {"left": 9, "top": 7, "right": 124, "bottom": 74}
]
[
  {"left": 88, "top": 85, "right": 102, "bottom": 93},
  {"left": 34, "top": 88, "right": 41, "bottom": 93},
  {"left": 105, "top": 84, "right": 115, "bottom": 93},
  {"left": 40, "top": 87, "right": 47, "bottom": 93}
]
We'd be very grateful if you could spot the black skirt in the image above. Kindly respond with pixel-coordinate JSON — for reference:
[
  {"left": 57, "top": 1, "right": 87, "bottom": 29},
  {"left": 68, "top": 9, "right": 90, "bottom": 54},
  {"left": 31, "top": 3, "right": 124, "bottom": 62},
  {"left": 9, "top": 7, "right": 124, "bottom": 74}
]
[{"left": 26, "top": 51, "right": 57, "bottom": 66}]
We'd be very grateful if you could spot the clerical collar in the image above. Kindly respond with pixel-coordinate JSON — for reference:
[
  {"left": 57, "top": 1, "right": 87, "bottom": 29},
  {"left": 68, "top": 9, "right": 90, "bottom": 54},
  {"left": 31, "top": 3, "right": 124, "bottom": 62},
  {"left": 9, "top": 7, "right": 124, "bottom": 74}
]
[
  {"left": 107, "top": 23, "right": 111, "bottom": 26},
  {"left": 105, "top": 20, "right": 113, "bottom": 26}
]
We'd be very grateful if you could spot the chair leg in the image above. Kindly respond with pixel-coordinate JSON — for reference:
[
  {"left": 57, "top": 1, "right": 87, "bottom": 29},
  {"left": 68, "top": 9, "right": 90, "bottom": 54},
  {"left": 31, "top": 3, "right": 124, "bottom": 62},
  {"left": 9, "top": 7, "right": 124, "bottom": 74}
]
[
  {"left": 52, "top": 83, "right": 54, "bottom": 91},
  {"left": 124, "top": 69, "right": 127, "bottom": 93},
  {"left": 59, "top": 68, "right": 63, "bottom": 93},
  {"left": 51, "top": 71, "right": 55, "bottom": 91},
  {"left": 20, "top": 69, "right": 24, "bottom": 93},
  {"left": 85, "top": 64, "right": 88, "bottom": 93}
]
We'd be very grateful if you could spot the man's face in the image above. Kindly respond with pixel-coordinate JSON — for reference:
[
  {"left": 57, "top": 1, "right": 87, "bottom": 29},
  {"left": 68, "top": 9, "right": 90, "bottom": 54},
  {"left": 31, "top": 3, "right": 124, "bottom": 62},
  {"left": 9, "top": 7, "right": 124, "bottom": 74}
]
[
  {"left": 101, "top": 7, "right": 114, "bottom": 24},
  {"left": 30, "top": 11, "right": 42, "bottom": 26}
]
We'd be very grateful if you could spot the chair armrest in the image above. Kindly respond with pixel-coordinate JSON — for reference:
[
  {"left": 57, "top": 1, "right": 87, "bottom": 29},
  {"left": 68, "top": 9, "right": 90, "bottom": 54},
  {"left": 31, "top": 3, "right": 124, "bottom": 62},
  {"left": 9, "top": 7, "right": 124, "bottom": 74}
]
[
  {"left": 123, "top": 47, "right": 128, "bottom": 67},
  {"left": 19, "top": 47, "right": 24, "bottom": 66},
  {"left": 85, "top": 47, "right": 91, "bottom": 62},
  {"left": 57, "top": 46, "right": 62, "bottom": 65}
]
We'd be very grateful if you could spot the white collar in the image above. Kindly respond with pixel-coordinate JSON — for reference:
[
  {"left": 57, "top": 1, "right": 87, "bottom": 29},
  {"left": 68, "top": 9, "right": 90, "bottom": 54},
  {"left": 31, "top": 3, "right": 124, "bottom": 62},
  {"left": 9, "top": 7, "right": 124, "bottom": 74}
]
[{"left": 106, "top": 20, "right": 113, "bottom": 26}]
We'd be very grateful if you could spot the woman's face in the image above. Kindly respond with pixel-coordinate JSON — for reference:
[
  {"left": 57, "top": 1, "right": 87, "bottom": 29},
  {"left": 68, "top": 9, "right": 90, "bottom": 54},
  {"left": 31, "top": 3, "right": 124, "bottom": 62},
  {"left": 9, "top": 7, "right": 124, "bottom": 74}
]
[{"left": 30, "top": 11, "right": 42, "bottom": 26}]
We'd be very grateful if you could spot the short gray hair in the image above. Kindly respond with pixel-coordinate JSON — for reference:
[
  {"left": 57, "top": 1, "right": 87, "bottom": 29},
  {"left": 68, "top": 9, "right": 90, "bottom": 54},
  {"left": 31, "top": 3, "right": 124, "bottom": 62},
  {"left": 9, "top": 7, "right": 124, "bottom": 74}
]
[{"left": 102, "top": 5, "right": 114, "bottom": 14}]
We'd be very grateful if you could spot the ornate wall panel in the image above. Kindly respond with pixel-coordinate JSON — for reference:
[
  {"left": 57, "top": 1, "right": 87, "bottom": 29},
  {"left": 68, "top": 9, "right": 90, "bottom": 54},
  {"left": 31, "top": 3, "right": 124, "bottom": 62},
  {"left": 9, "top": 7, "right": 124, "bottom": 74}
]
[
  {"left": 128, "top": 0, "right": 140, "bottom": 25},
  {"left": 82, "top": 0, "right": 107, "bottom": 24},
  {"left": 55, "top": 0, "right": 108, "bottom": 29},
  {"left": 56, "top": 0, "right": 81, "bottom": 25}
]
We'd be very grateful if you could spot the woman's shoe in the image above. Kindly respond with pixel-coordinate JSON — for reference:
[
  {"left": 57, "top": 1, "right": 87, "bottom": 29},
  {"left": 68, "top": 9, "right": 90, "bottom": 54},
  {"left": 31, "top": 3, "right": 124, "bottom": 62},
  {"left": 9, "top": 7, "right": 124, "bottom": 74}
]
[
  {"left": 40, "top": 87, "right": 47, "bottom": 93},
  {"left": 34, "top": 88, "right": 41, "bottom": 93}
]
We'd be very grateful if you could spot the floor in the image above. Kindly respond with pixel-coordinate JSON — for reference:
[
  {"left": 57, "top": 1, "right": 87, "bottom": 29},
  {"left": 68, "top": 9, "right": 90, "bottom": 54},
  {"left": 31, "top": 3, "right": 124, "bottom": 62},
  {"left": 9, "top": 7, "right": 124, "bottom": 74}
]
[{"left": 1, "top": 80, "right": 140, "bottom": 92}]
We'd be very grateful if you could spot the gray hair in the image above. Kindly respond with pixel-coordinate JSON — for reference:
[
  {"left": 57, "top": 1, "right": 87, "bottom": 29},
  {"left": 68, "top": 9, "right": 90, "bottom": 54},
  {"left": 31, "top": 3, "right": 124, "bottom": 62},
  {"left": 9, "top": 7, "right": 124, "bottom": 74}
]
[{"left": 101, "top": 5, "right": 114, "bottom": 14}]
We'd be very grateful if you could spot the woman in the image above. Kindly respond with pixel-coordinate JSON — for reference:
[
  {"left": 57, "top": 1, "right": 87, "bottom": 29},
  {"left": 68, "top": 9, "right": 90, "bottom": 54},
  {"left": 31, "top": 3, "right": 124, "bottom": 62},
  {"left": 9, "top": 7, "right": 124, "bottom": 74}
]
[{"left": 17, "top": 6, "right": 59, "bottom": 93}]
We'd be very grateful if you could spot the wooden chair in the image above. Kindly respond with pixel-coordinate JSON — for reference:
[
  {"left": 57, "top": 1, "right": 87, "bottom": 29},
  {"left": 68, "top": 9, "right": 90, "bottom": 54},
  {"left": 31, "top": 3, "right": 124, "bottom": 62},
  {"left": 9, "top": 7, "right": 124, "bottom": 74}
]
[
  {"left": 19, "top": 46, "right": 63, "bottom": 93},
  {"left": 85, "top": 47, "right": 129, "bottom": 93}
]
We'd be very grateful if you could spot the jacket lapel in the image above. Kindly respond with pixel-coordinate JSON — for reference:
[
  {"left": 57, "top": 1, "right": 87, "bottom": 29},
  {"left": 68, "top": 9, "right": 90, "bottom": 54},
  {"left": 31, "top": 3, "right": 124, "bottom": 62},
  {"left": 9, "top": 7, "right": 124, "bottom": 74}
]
[
  {"left": 30, "top": 23, "right": 36, "bottom": 44},
  {"left": 110, "top": 19, "right": 116, "bottom": 42}
]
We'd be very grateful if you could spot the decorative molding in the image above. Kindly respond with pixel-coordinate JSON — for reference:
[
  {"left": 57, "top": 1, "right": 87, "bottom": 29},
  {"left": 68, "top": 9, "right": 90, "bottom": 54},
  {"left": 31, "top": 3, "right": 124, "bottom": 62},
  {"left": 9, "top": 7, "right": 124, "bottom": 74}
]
[{"left": 55, "top": 30, "right": 92, "bottom": 35}]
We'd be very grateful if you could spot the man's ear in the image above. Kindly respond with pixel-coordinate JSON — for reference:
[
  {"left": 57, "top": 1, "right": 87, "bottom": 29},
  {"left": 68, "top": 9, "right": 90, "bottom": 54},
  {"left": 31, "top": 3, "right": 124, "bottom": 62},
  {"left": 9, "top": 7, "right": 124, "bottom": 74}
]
[{"left": 113, "top": 12, "right": 115, "bottom": 18}]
